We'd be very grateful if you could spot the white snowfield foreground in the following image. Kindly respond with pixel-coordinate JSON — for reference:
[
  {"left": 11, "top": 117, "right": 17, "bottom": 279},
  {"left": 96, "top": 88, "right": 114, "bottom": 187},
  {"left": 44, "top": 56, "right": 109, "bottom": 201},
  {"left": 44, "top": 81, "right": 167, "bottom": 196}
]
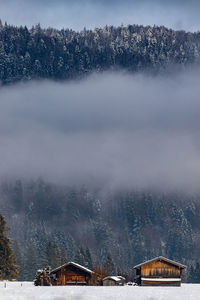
[{"left": 0, "top": 282, "right": 199, "bottom": 300}]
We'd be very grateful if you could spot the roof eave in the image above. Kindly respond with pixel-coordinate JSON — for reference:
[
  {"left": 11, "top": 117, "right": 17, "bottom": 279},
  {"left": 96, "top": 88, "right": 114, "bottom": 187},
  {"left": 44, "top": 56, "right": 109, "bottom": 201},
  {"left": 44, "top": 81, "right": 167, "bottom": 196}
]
[
  {"left": 133, "top": 256, "right": 186, "bottom": 270},
  {"left": 50, "top": 261, "right": 94, "bottom": 275}
]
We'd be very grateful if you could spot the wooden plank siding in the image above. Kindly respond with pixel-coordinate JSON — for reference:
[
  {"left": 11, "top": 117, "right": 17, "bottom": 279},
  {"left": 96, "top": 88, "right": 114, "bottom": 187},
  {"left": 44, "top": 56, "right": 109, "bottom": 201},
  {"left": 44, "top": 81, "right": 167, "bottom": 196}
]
[
  {"left": 141, "top": 279, "right": 181, "bottom": 286},
  {"left": 51, "top": 263, "right": 92, "bottom": 286},
  {"left": 141, "top": 261, "right": 181, "bottom": 278},
  {"left": 56, "top": 269, "right": 87, "bottom": 285},
  {"left": 133, "top": 256, "right": 186, "bottom": 286}
]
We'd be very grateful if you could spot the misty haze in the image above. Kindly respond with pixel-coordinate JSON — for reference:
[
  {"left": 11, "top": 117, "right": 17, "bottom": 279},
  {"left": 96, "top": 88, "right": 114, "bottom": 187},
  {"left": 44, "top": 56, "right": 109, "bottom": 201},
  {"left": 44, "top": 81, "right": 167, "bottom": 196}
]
[{"left": 0, "top": 71, "right": 200, "bottom": 191}]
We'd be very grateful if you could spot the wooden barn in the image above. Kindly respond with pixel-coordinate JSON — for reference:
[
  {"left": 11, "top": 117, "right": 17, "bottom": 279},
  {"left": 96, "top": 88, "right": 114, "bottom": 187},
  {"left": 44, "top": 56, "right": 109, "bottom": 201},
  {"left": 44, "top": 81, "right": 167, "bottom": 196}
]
[
  {"left": 50, "top": 261, "right": 94, "bottom": 286},
  {"left": 133, "top": 256, "right": 186, "bottom": 286}
]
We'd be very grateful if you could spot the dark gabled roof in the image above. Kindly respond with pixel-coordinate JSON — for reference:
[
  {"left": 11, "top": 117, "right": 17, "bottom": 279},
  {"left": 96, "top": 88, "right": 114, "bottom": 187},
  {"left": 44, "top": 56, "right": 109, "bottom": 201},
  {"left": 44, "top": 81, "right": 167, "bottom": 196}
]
[
  {"left": 50, "top": 261, "right": 94, "bottom": 275},
  {"left": 133, "top": 256, "right": 186, "bottom": 269}
]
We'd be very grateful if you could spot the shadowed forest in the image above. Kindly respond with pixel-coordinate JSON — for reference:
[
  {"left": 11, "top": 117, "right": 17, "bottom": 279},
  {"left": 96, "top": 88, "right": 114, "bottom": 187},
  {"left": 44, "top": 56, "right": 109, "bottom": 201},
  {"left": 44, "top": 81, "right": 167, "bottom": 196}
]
[{"left": 0, "top": 179, "right": 199, "bottom": 281}]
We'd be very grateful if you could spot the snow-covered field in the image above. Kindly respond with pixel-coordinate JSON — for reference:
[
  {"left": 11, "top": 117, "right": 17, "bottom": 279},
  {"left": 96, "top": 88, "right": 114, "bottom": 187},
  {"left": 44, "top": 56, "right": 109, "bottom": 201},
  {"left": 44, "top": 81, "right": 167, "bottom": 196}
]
[{"left": 0, "top": 282, "right": 199, "bottom": 300}]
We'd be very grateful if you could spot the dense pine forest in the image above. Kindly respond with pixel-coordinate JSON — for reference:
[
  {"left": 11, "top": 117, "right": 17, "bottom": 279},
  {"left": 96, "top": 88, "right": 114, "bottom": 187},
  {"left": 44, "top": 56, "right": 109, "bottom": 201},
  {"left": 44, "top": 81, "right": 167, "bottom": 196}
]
[
  {"left": 0, "top": 179, "right": 199, "bottom": 281},
  {"left": 0, "top": 22, "right": 200, "bottom": 83}
]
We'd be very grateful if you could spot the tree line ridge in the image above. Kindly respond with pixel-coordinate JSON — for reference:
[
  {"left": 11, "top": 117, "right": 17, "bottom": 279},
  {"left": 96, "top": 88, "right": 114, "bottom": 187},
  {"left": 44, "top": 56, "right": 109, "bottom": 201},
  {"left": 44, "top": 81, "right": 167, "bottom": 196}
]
[{"left": 0, "top": 22, "right": 200, "bottom": 84}]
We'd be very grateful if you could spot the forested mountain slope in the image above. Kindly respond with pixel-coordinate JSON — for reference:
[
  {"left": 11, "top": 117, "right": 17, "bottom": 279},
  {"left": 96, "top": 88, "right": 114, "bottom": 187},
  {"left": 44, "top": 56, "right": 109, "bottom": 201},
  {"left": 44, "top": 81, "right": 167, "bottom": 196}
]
[
  {"left": 1, "top": 179, "right": 199, "bottom": 281},
  {"left": 0, "top": 22, "right": 200, "bottom": 83},
  {"left": 1, "top": 21, "right": 200, "bottom": 282}
]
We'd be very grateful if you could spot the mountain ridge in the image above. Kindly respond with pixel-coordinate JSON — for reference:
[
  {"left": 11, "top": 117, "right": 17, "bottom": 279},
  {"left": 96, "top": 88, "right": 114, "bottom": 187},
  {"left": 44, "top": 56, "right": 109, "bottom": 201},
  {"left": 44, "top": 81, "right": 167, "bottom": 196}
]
[{"left": 0, "top": 22, "right": 200, "bottom": 84}]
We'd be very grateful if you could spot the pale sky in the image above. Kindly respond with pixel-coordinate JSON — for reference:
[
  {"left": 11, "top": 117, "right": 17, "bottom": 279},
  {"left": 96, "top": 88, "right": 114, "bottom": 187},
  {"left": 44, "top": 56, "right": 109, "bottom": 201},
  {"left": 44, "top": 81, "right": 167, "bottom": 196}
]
[{"left": 0, "top": 0, "right": 200, "bottom": 31}]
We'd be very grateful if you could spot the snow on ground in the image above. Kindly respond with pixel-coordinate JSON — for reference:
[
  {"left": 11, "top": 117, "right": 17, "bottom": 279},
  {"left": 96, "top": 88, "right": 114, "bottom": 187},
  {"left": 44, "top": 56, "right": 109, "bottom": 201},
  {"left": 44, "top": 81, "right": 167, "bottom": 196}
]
[{"left": 0, "top": 282, "right": 199, "bottom": 300}]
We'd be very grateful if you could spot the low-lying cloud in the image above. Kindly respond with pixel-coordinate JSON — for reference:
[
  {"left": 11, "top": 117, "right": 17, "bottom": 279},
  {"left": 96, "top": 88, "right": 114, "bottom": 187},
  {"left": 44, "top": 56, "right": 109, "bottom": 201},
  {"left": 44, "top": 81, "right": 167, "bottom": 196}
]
[{"left": 1, "top": 70, "right": 200, "bottom": 191}]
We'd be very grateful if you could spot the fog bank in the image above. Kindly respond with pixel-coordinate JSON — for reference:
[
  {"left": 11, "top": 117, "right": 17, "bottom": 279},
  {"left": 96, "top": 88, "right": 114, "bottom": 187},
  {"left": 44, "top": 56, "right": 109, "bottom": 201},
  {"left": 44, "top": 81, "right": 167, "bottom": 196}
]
[{"left": 0, "top": 70, "right": 200, "bottom": 191}]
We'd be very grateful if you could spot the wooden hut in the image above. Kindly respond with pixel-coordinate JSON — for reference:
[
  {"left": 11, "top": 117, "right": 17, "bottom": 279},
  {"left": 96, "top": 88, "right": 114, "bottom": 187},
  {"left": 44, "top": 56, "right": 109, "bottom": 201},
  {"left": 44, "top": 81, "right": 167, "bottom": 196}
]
[
  {"left": 133, "top": 256, "right": 186, "bottom": 286},
  {"left": 50, "top": 261, "right": 94, "bottom": 286},
  {"left": 103, "top": 276, "right": 126, "bottom": 286}
]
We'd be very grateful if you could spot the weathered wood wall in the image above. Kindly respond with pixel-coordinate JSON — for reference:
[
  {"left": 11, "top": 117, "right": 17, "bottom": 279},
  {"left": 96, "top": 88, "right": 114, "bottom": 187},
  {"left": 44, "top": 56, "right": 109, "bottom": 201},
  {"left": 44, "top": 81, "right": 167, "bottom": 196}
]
[
  {"left": 103, "top": 279, "right": 116, "bottom": 286},
  {"left": 141, "top": 279, "right": 181, "bottom": 286},
  {"left": 141, "top": 261, "right": 181, "bottom": 278},
  {"left": 54, "top": 265, "right": 90, "bottom": 286}
]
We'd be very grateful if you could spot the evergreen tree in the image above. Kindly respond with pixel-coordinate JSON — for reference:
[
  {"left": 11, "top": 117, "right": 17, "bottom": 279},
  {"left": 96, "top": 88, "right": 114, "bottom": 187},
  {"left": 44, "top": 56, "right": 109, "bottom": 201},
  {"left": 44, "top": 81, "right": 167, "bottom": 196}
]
[
  {"left": 42, "top": 241, "right": 60, "bottom": 269},
  {"left": 188, "top": 262, "right": 200, "bottom": 283},
  {"left": 64, "top": 233, "right": 76, "bottom": 261},
  {"left": 12, "top": 180, "right": 23, "bottom": 212},
  {"left": 188, "top": 265, "right": 195, "bottom": 283},
  {"left": 24, "top": 242, "right": 37, "bottom": 281},
  {"left": 0, "top": 214, "right": 18, "bottom": 279},
  {"left": 12, "top": 240, "right": 24, "bottom": 280},
  {"left": 34, "top": 267, "right": 52, "bottom": 286},
  {"left": 74, "top": 246, "right": 86, "bottom": 266},
  {"left": 85, "top": 247, "right": 93, "bottom": 269},
  {"left": 57, "top": 247, "right": 67, "bottom": 266},
  {"left": 104, "top": 253, "right": 116, "bottom": 275}
]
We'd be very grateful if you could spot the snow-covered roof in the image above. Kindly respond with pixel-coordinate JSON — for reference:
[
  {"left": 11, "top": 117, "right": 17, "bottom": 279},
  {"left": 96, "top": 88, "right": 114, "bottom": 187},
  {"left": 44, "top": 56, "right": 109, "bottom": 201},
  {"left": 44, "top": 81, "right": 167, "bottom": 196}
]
[
  {"left": 133, "top": 256, "right": 186, "bottom": 269},
  {"left": 103, "top": 276, "right": 125, "bottom": 282},
  {"left": 117, "top": 276, "right": 126, "bottom": 280},
  {"left": 141, "top": 278, "right": 181, "bottom": 282},
  {"left": 50, "top": 261, "right": 94, "bottom": 275}
]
